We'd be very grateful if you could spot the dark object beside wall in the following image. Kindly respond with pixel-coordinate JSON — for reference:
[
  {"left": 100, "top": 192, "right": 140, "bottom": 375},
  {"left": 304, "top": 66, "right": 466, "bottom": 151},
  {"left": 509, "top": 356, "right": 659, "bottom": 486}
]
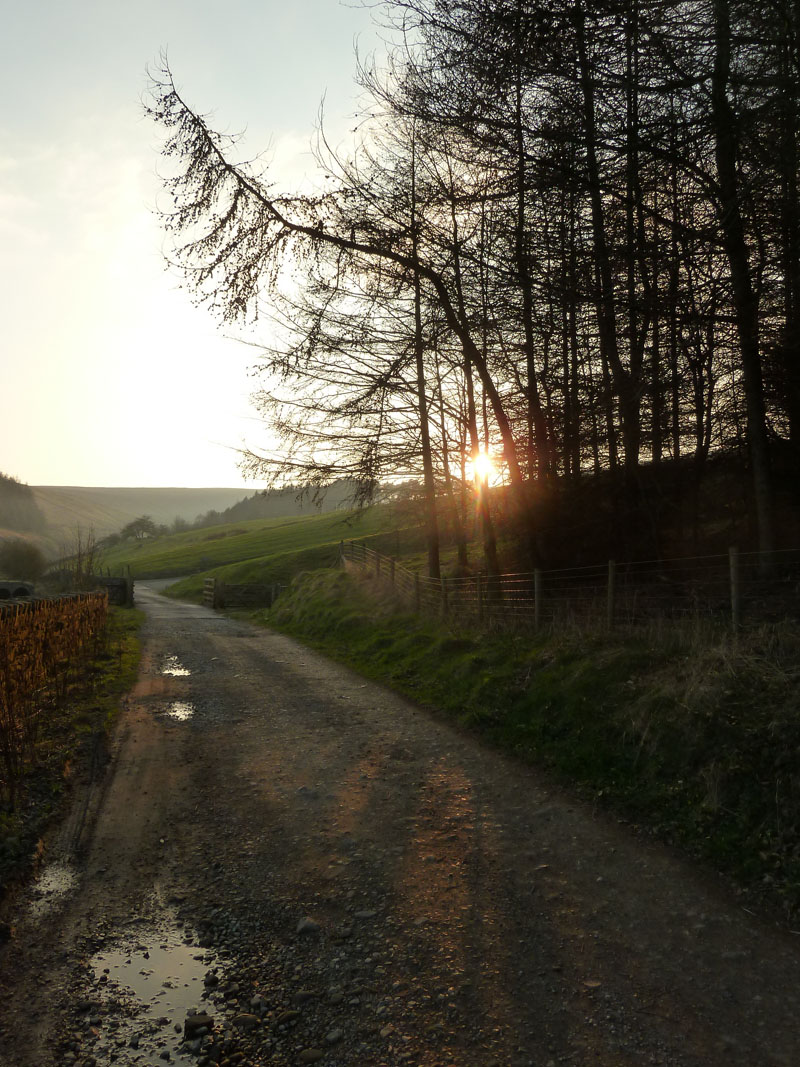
[{"left": 95, "top": 576, "right": 134, "bottom": 606}]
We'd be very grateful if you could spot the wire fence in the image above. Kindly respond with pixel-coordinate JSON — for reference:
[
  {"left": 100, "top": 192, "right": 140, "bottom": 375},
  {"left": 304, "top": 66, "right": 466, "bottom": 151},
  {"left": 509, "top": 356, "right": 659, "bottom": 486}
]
[{"left": 340, "top": 541, "right": 800, "bottom": 631}]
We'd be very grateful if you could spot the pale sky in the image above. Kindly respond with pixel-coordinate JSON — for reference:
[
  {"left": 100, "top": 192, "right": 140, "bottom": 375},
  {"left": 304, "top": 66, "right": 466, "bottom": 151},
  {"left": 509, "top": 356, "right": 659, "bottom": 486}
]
[{"left": 1, "top": 0, "right": 380, "bottom": 488}]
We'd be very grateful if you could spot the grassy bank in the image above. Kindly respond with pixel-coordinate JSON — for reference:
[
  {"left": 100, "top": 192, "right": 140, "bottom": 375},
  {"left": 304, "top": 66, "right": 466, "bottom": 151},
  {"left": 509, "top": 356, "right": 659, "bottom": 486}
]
[
  {"left": 257, "top": 567, "right": 800, "bottom": 920},
  {"left": 0, "top": 607, "right": 143, "bottom": 897},
  {"left": 164, "top": 540, "right": 349, "bottom": 602}
]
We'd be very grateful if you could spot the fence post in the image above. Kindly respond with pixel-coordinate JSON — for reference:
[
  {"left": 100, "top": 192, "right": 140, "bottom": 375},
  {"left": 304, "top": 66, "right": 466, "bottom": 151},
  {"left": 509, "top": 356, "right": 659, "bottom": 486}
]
[
  {"left": 476, "top": 573, "right": 483, "bottom": 624},
  {"left": 729, "top": 546, "right": 740, "bottom": 632},
  {"left": 415, "top": 572, "right": 421, "bottom": 613},
  {"left": 390, "top": 558, "right": 395, "bottom": 586},
  {"left": 607, "top": 560, "right": 616, "bottom": 629},
  {"left": 534, "top": 568, "right": 542, "bottom": 630}
]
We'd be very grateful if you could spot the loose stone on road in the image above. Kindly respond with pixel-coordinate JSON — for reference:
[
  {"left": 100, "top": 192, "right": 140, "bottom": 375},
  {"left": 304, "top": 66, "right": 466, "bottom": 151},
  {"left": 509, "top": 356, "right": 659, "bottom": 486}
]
[{"left": 1, "top": 583, "right": 800, "bottom": 1066}]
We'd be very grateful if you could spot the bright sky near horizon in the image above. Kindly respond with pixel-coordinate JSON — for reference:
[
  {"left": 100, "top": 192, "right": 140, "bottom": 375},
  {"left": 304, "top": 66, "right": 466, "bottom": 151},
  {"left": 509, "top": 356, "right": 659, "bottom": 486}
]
[{"left": 1, "top": 0, "right": 380, "bottom": 488}]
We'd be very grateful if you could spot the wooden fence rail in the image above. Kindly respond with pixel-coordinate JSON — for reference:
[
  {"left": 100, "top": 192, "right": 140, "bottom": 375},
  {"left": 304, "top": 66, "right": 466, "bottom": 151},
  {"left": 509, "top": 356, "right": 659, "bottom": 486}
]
[{"left": 340, "top": 542, "right": 800, "bottom": 632}]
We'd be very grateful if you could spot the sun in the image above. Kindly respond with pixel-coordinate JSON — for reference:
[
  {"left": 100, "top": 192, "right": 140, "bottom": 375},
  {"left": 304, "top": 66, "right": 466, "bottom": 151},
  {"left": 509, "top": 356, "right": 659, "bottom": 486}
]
[{"left": 472, "top": 451, "right": 495, "bottom": 483}]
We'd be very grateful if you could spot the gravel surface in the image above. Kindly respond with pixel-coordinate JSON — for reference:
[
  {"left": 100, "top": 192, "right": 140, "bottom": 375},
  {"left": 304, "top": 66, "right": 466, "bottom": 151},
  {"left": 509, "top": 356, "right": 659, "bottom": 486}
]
[{"left": 2, "top": 584, "right": 800, "bottom": 1066}]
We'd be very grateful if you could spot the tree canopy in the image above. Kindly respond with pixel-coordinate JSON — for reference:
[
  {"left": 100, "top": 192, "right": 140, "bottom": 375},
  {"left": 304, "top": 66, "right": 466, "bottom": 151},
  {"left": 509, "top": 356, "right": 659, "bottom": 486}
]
[{"left": 147, "top": 0, "right": 800, "bottom": 567}]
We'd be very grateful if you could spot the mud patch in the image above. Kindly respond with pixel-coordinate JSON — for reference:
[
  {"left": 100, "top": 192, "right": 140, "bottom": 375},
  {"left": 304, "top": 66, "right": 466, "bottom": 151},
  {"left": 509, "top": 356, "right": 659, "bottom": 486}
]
[{"left": 29, "top": 861, "right": 78, "bottom": 919}]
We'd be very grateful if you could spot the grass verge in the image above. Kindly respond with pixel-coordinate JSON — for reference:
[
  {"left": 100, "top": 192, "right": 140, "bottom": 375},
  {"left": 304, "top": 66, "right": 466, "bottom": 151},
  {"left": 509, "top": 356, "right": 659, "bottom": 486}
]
[
  {"left": 164, "top": 541, "right": 348, "bottom": 603},
  {"left": 0, "top": 607, "right": 143, "bottom": 898},
  {"left": 257, "top": 567, "right": 800, "bottom": 921}
]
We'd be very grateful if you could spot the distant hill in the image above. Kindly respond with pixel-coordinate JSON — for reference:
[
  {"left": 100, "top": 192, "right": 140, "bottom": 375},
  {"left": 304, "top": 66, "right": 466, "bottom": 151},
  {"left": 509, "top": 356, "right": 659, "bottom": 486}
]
[
  {"left": 0, "top": 473, "right": 47, "bottom": 534},
  {"left": 205, "top": 480, "right": 359, "bottom": 527},
  {"left": 31, "top": 486, "right": 251, "bottom": 542},
  {"left": 0, "top": 482, "right": 373, "bottom": 559}
]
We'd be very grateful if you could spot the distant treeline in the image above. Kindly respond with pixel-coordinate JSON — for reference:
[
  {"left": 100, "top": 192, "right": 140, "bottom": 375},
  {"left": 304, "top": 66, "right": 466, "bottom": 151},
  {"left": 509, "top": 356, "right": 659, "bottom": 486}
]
[
  {"left": 0, "top": 474, "right": 46, "bottom": 534},
  {"left": 190, "top": 479, "right": 361, "bottom": 529}
]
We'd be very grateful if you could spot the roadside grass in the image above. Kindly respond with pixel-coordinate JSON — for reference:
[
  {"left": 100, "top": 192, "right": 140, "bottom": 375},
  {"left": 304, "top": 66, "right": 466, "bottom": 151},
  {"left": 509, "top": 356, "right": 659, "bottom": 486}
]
[
  {"left": 0, "top": 607, "right": 143, "bottom": 897},
  {"left": 164, "top": 541, "right": 348, "bottom": 601},
  {"left": 98, "top": 507, "right": 404, "bottom": 581},
  {"left": 259, "top": 567, "right": 800, "bottom": 919}
]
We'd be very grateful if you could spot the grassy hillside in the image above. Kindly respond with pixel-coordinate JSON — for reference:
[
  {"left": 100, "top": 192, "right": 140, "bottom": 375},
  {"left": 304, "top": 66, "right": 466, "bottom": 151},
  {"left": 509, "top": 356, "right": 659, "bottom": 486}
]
[
  {"left": 98, "top": 507, "right": 407, "bottom": 584},
  {"left": 0, "top": 527, "right": 59, "bottom": 560},
  {"left": 32, "top": 486, "right": 250, "bottom": 540}
]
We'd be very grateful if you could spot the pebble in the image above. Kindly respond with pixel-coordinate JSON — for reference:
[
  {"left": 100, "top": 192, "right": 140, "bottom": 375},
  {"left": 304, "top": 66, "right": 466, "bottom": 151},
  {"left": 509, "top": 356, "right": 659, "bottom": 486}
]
[
  {"left": 297, "top": 1050, "right": 325, "bottom": 1064},
  {"left": 231, "top": 1013, "right": 259, "bottom": 1030},
  {"left": 276, "top": 1009, "right": 301, "bottom": 1026},
  {"left": 293, "top": 990, "right": 317, "bottom": 1004},
  {"left": 185, "top": 1013, "right": 214, "bottom": 1038},
  {"left": 296, "top": 917, "right": 321, "bottom": 936}
]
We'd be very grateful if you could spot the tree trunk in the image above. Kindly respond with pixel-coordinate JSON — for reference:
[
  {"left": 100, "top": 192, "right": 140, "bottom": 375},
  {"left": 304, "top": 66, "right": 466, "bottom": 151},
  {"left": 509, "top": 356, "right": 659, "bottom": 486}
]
[
  {"left": 711, "top": 0, "right": 773, "bottom": 557},
  {"left": 574, "top": 0, "right": 641, "bottom": 478},
  {"left": 513, "top": 46, "right": 551, "bottom": 482},
  {"left": 779, "top": 0, "right": 800, "bottom": 447},
  {"left": 410, "top": 137, "right": 441, "bottom": 579}
]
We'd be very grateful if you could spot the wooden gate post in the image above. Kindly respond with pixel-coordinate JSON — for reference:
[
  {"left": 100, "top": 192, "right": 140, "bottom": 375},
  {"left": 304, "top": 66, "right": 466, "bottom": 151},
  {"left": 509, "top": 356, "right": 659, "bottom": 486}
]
[
  {"left": 729, "top": 546, "right": 740, "bottom": 632},
  {"left": 607, "top": 560, "right": 616, "bottom": 629}
]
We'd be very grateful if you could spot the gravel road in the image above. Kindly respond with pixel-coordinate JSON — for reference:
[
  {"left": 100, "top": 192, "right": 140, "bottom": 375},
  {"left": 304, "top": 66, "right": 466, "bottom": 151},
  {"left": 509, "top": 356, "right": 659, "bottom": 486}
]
[{"left": 1, "top": 584, "right": 800, "bottom": 1067}]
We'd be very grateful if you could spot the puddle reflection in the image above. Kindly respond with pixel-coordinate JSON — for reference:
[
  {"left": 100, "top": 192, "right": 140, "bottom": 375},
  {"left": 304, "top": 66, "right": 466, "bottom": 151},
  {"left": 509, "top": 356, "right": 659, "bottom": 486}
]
[
  {"left": 89, "top": 919, "right": 212, "bottom": 1063},
  {"left": 93, "top": 940, "right": 208, "bottom": 1018},
  {"left": 162, "top": 656, "right": 191, "bottom": 677},
  {"left": 166, "top": 701, "right": 195, "bottom": 721}
]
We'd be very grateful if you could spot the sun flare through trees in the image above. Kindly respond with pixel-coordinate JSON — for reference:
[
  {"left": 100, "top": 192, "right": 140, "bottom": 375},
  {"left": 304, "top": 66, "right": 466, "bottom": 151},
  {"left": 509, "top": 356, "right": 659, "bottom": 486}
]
[{"left": 147, "top": 0, "right": 800, "bottom": 574}]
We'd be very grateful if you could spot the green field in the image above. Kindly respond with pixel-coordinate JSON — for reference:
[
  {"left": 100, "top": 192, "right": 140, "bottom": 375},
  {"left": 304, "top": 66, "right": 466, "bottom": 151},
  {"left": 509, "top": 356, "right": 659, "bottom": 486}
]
[{"left": 98, "top": 506, "right": 418, "bottom": 592}]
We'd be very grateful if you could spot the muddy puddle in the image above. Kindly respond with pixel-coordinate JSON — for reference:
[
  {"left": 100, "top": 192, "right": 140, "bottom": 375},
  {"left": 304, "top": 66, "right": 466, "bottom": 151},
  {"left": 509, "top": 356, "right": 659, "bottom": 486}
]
[
  {"left": 87, "top": 916, "right": 215, "bottom": 1064},
  {"left": 165, "top": 701, "right": 195, "bottom": 721},
  {"left": 162, "top": 655, "right": 191, "bottom": 677},
  {"left": 28, "top": 861, "right": 78, "bottom": 919}
]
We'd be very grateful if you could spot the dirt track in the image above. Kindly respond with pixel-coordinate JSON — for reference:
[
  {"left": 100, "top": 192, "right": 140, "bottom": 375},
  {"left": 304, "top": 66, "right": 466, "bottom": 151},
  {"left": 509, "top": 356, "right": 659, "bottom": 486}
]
[{"left": 2, "top": 584, "right": 800, "bottom": 1066}]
